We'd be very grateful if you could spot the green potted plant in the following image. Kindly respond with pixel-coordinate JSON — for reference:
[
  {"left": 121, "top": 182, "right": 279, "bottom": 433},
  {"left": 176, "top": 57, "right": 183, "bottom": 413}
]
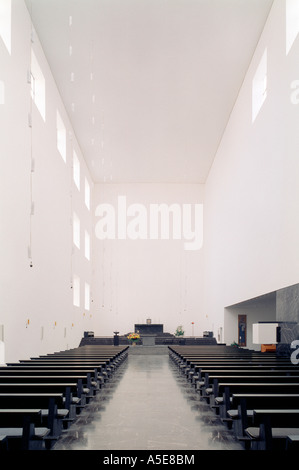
[{"left": 175, "top": 326, "right": 184, "bottom": 336}]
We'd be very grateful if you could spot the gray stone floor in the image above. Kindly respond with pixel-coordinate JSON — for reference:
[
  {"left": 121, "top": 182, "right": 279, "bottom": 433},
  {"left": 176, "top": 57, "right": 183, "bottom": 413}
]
[{"left": 53, "top": 348, "right": 244, "bottom": 451}]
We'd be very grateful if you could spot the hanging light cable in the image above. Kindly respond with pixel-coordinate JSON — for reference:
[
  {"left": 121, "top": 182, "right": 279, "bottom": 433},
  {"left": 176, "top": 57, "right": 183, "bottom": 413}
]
[{"left": 28, "top": 0, "right": 34, "bottom": 268}]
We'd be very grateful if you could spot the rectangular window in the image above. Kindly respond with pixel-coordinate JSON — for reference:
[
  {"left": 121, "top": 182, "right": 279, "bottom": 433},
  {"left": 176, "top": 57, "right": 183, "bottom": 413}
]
[
  {"left": 31, "top": 50, "right": 46, "bottom": 121},
  {"left": 0, "top": 0, "right": 11, "bottom": 55},
  {"left": 73, "top": 275, "right": 80, "bottom": 307},
  {"left": 85, "top": 282, "right": 90, "bottom": 311},
  {"left": 252, "top": 48, "right": 267, "bottom": 123},
  {"left": 73, "top": 212, "right": 80, "bottom": 249},
  {"left": 57, "top": 110, "right": 66, "bottom": 162},
  {"left": 286, "top": 0, "right": 299, "bottom": 55},
  {"left": 85, "top": 177, "right": 90, "bottom": 210},
  {"left": 73, "top": 151, "right": 80, "bottom": 190},
  {"left": 85, "top": 230, "right": 90, "bottom": 260}
]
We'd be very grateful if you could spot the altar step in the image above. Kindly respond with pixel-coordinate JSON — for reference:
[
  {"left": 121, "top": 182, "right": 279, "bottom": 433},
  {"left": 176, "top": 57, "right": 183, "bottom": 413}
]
[{"left": 128, "top": 345, "right": 169, "bottom": 355}]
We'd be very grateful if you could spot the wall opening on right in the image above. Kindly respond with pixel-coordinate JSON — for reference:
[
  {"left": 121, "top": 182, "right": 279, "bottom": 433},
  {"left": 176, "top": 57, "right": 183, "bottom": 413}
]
[{"left": 224, "top": 283, "right": 299, "bottom": 352}]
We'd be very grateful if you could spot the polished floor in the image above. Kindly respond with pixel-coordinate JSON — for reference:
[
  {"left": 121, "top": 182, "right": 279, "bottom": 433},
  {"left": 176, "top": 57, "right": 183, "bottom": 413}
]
[{"left": 53, "top": 347, "right": 244, "bottom": 451}]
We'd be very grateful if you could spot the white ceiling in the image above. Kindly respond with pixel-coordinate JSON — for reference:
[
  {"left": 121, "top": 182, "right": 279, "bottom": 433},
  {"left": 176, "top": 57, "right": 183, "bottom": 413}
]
[{"left": 25, "top": 0, "right": 274, "bottom": 184}]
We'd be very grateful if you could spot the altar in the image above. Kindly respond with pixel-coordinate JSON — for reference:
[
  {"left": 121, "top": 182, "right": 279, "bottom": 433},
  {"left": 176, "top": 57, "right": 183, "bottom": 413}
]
[
  {"left": 134, "top": 321, "right": 163, "bottom": 346},
  {"left": 141, "top": 335, "right": 156, "bottom": 346}
]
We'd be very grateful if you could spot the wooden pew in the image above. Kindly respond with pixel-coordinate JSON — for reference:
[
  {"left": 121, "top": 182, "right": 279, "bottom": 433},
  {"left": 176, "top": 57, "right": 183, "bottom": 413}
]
[
  {"left": 0, "top": 345, "right": 129, "bottom": 450},
  {"left": 0, "top": 409, "right": 50, "bottom": 450},
  {"left": 10, "top": 360, "right": 112, "bottom": 382},
  {"left": 0, "top": 435, "right": 8, "bottom": 451},
  {"left": 23, "top": 359, "right": 114, "bottom": 378},
  {"left": 183, "top": 359, "right": 292, "bottom": 375},
  {"left": 245, "top": 409, "right": 299, "bottom": 450},
  {"left": 227, "top": 393, "right": 299, "bottom": 441},
  {"left": 193, "top": 365, "right": 298, "bottom": 386},
  {"left": 169, "top": 345, "right": 299, "bottom": 450},
  {"left": 0, "top": 383, "right": 84, "bottom": 423},
  {"left": 0, "top": 365, "right": 102, "bottom": 381},
  {"left": 26, "top": 347, "right": 129, "bottom": 374},
  {"left": 0, "top": 375, "right": 97, "bottom": 398},
  {"left": 212, "top": 383, "right": 299, "bottom": 419},
  {"left": 0, "top": 369, "right": 99, "bottom": 391},
  {"left": 202, "top": 375, "right": 299, "bottom": 399},
  {"left": 0, "top": 394, "right": 65, "bottom": 449},
  {"left": 201, "top": 369, "right": 299, "bottom": 388}
]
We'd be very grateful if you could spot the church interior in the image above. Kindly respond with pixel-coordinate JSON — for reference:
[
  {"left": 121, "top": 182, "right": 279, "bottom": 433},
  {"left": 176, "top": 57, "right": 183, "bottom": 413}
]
[{"left": 1, "top": 0, "right": 299, "bottom": 455}]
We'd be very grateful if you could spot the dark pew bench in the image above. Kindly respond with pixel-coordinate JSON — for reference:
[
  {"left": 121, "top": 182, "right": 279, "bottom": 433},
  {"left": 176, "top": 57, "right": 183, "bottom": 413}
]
[
  {"left": 187, "top": 363, "right": 295, "bottom": 382},
  {"left": 195, "top": 369, "right": 299, "bottom": 391},
  {"left": 0, "top": 394, "right": 65, "bottom": 449},
  {"left": 27, "top": 357, "right": 112, "bottom": 367},
  {"left": 42, "top": 350, "right": 128, "bottom": 364},
  {"left": 8, "top": 361, "right": 111, "bottom": 382},
  {"left": 0, "top": 370, "right": 99, "bottom": 391},
  {"left": 182, "top": 357, "right": 285, "bottom": 368},
  {"left": 14, "top": 360, "right": 108, "bottom": 368},
  {"left": 200, "top": 369, "right": 299, "bottom": 388},
  {"left": 39, "top": 356, "right": 126, "bottom": 374},
  {"left": 202, "top": 375, "right": 299, "bottom": 399},
  {"left": 0, "top": 393, "right": 70, "bottom": 448},
  {"left": 212, "top": 383, "right": 299, "bottom": 419},
  {"left": 0, "top": 363, "right": 101, "bottom": 380},
  {"left": 39, "top": 349, "right": 128, "bottom": 357},
  {"left": 0, "top": 383, "right": 84, "bottom": 421},
  {"left": 179, "top": 356, "right": 290, "bottom": 363},
  {"left": 227, "top": 393, "right": 299, "bottom": 441},
  {"left": 0, "top": 375, "right": 98, "bottom": 398},
  {"left": 182, "top": 357, "right": 292, "bottom": 363},
  {"left": 0, "top": 435, "right": 8, "bottom": 451},
  {"left": 182, "top": 359, "right": 292, "bottom": 376},
  {"left": 0, "top": 366, "right": 105, "bottom": 387},
  {"left": 184, "top": 360, "right": 293, "bottom": 376},
  {"left": 0, "top": 346, "right": 129, "bottom": 450},
  {"left": 245, "top": 409, "right": 299, "bottom": 450},
  {"left": 0, "top": 409, "right": 49, "bottom": 451},
  {"left": 193, "top": 366, "right": 299, "bottom": 385},
  {"left": 286, "top": 434, "right": 299, "bottom": 450},
  {"left": 30, "top": 355, "right": 124, "bottom": 376}
]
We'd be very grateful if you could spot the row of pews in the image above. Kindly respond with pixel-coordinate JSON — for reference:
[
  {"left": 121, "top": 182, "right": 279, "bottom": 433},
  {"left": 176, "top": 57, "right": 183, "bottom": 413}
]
[
  {"left": 0, "top": 344, "right": 129, "bottom": 451},
  {"left": 169, "top": 344, "right": 299, "bottom": 450}
]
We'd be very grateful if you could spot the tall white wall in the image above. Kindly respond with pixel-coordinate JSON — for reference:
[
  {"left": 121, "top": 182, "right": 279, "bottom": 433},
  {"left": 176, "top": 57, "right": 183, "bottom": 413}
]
[
  {"left": 92, "top": 183, "right": 204, "bottom": 337},
  {"left": 204, "top": 0, "right": 299, "bottom": 342},
  {"left": 0, "top": 0, "right": 94, "bottom": 363}
]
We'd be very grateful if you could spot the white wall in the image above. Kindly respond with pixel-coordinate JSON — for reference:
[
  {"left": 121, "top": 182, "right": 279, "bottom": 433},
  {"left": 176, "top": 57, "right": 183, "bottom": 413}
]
[
  {"left": 0, "top": 0, "right": 94, "bottom": 363},
  {"left": 92, "top": 183, "right": 204, "bottom": 337},
  {"left": 204, "top": 0, "right": 299, "bottom": 343}
]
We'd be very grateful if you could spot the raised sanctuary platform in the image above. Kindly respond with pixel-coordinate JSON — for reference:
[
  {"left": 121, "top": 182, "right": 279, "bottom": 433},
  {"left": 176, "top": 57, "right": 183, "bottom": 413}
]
[{"left": 79, "top": 335, "right": 217, "bottom": 347}]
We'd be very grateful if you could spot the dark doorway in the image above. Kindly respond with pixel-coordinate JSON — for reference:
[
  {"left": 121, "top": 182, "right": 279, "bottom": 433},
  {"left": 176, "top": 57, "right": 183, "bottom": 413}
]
[{"left": 238, "top": 315, "right": 247, "bottom": 346}]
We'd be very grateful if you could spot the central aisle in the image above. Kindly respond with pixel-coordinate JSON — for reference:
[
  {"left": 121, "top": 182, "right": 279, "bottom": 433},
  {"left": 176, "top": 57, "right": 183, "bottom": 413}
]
[{"left": 54, "top": 349, "right": 244, "bottom": 450}]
